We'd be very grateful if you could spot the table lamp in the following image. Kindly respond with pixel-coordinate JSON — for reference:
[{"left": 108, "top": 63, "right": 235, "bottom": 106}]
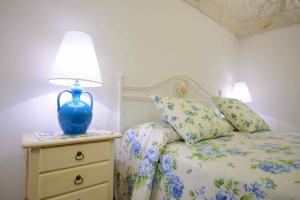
[
  {"left": 49, "top": 31, "right": 102, "bottom": 134},
  {"left": 232, "top": 82, "right": 252, "bottom": 103}
]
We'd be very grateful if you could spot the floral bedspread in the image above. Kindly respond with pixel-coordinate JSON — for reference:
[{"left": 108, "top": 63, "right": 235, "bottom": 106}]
[{"left": 116, "top": 122, "right": 300, "bottom": 200}]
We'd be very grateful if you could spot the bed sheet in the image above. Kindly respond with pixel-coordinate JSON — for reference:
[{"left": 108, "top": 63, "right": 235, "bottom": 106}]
[
  {"left": 150, "top": 131, "right": 300, "bottom": 200},
  {"left": 116, "top": 122, "right": 300, "bottom": 200}
]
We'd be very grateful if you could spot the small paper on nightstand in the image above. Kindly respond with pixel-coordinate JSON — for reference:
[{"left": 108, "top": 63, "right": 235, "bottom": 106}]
[{"left": 35, "top": 127, "right": 113, "bottom": 141}]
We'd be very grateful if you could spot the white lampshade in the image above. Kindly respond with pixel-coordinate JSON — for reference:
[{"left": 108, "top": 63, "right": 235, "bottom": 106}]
[
  {"left": 49, "top": 31, "right": 102, "bottom": 87},
  {"left": 232, "top": 82, "right": 252, "bottom": 103}
]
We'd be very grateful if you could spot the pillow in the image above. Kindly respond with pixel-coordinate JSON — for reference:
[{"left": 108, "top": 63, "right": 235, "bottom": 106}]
[
  {"left": 151, "top": 95, "right": 232, "bottom": 144},
  {"left": 212, "top": 97, "right": 270, "bottom": 132},
  {"left": 221, "top": 118, "right": 238, "bottom": 132},
  {"left": 132, "top": 120, "right": 181, "bottom": 144}
]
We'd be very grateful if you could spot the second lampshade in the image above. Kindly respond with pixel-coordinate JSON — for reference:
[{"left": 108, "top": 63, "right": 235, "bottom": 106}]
[{"left": 232, "top": 82, "right": 252, "bottom": 103}]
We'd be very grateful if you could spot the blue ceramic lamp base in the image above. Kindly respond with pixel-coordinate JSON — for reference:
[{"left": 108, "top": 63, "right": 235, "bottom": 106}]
[{"left": 57, "top": 83, "right": 93, "bottom": 135}]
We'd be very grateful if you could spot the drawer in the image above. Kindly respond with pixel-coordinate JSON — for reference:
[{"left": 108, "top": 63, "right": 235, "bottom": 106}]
[
  {"left": 39, "top": 141, "right": 110, "bottom": 172},
  {"left": 38, "top": 161, "right": 109, "bottom": 199},
  {"left": 47, "top": 183, "right": 109, "bottom": 200}
]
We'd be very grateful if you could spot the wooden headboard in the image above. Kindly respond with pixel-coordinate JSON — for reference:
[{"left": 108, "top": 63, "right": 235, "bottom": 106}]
[{"left": 117, "top": 75, "right": 222, "bottom": 133}]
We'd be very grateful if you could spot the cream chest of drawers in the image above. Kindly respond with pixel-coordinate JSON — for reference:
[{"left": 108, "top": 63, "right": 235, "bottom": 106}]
[{"left": 22, "top": 133, "right": 121, "bottom": 200}]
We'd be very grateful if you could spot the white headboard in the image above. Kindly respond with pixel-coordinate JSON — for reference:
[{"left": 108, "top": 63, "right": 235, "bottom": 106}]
[{"left": 117, "top": 75, "right": 222, "bottom": 133}]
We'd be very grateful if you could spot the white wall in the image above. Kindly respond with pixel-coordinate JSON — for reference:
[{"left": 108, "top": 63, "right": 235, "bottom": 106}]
[
  {"left": 239, "top": 25, "right": 300, "bottom": 132},
  {"left": 0, "top": 0, "right": 239, "bottom": 199}
]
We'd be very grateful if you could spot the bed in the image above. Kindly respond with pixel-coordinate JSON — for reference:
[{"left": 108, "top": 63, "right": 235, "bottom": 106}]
[{"left": 115, "top": 76, "right": 300, "bottom": 200}]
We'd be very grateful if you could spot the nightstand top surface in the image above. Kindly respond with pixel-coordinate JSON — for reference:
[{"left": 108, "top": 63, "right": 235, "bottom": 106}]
[{"left": 22, "top": 132, "right": 122, "bottom": 149}]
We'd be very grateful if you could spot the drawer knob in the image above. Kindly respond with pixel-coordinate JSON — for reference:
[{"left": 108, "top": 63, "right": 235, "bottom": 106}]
[
  {"left": 75, "top": 151, "right": 84, "bottom": 160},
  {"left": 74, "top": 175, "right": 84, "bottom": 185}
]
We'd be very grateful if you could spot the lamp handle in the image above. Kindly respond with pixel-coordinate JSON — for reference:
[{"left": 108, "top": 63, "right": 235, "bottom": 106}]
[
  {"left": 57, "top": 90, "right": 72, "bottom": 112},
  {"left": 82, "top": 92, "right": 93, "bottom": 109}
]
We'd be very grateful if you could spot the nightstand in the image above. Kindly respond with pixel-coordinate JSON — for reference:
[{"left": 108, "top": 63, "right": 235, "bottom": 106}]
[{"left": 22, "top": 132, "right": 121, "bottom": 200}]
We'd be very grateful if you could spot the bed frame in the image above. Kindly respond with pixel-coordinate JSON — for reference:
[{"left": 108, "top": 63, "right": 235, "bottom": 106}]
[{"left": 117, "top": 75, "right": 222, "bottom": 133}]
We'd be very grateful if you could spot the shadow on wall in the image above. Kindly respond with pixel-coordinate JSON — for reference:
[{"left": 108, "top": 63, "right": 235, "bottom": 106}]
[
  {"left": 262, "top": 115, "right": 300, "bottom": 133},
  {"left": 0, "top": 93, "right": 114, "bottom": 200}
]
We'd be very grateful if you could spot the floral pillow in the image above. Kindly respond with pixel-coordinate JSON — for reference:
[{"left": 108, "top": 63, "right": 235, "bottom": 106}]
[
  {"left": 212, "top": 97, "right": 270, "bottom": 132},
  {"left": 131, "top": 120, "right": 181, "bottom": 144},
  {"left": 151, "top": 95, "right": 232, "bottom": 144},
  {"left": 221, "top": 118, "right": 237, "bottom": 132}
]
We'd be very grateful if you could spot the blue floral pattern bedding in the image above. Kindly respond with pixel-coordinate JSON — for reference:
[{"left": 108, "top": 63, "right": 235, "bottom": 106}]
[{"left": 115, "top": 122, "right": 300, "bottom": 200}]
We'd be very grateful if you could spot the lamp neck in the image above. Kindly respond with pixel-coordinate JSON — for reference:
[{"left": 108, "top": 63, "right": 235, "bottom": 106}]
[{"left": 71, "top": 82, "right": 82, "bottom": 101}]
